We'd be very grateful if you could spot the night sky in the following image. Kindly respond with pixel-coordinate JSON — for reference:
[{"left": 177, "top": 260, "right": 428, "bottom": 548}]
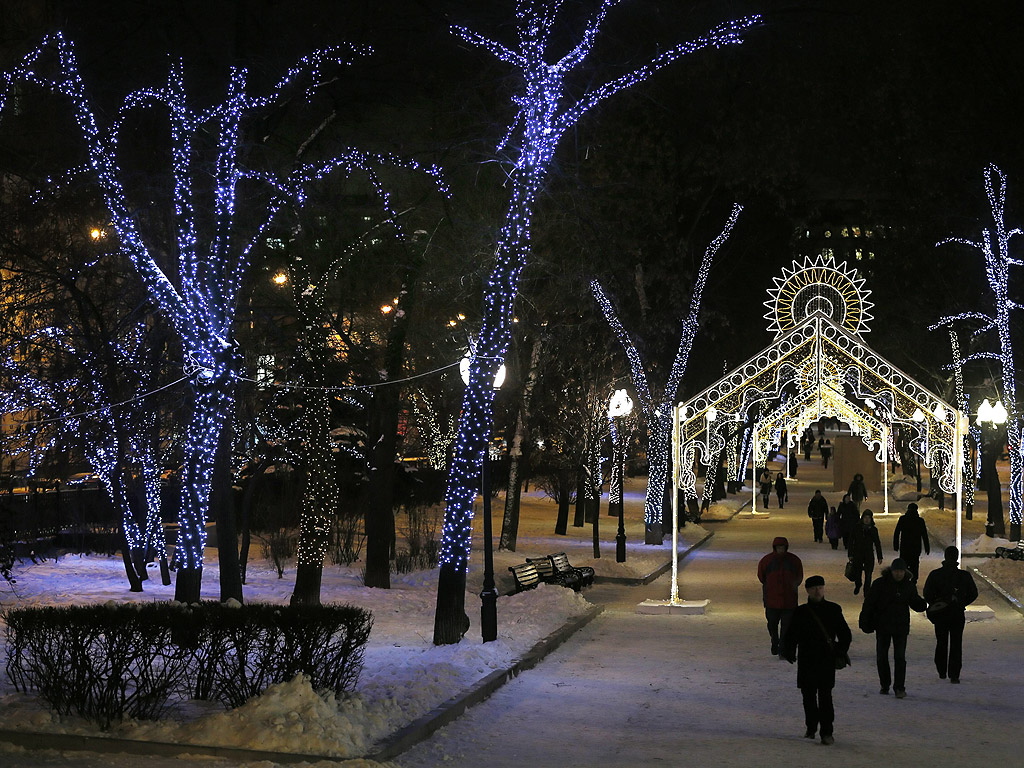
[{"left": 2, "top": 0, "right": 1023, "bottom": 399}]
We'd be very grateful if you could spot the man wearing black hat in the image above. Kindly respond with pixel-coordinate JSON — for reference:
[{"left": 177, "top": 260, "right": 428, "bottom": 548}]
[
  {"left": 783, "top": 575, "right": 852, "bottom": 746},
  {"left": 923, "top": 546, "right": 979, "bottom": 683},
  {"left": 893, "top": 502, "right": 930, "bottom": 582},
  {"left": 859, "top": 558, "right": 927, "bottom": 698}
]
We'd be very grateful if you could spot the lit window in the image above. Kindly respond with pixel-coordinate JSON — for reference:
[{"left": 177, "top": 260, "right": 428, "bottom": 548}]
[
  {"left": 851, "top": 227, "right": 861, "bottom": 237},
  {"left": 865, "top": 229, "right": 874, "bottom": 238},
  {"left": 841, "top": 228, "right": 849, "bottom": 237},
  {"left": 824, "top": 230, "right": 831, "bottom": 238}
]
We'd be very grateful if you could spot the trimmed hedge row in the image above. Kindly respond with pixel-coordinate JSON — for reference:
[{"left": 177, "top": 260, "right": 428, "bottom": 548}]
[{"left": 3, "top": 601, "right": 373, "bottom": 728}]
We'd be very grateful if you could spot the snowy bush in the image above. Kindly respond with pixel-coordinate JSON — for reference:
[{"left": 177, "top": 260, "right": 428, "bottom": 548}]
[
  {"left": 4, "top": 603, "right": 189, "bottom": 728},
  {"left": 3, "top": 601, "right": 373, "bottom": 726}
]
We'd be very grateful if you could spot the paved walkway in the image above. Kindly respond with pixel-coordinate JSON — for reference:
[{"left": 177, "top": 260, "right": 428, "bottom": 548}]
[{"left": 397, "top": 457, "right": 1024, "bottom": 767}]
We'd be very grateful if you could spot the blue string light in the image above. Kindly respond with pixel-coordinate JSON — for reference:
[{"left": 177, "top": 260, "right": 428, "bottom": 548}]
[
  {"left": 934, "top": 164, "right": 1023, "bottom": 530},
  {"left": 1, "top": 33, "right": 443, "bottom": 593},
  {"left": 438, "top": 3, "right": 757, "bottom": 572}
]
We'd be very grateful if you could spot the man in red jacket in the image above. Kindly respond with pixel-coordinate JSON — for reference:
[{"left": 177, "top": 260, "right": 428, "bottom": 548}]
[{"left": 757, "top": 536, "right": 804, "bottom": 657}]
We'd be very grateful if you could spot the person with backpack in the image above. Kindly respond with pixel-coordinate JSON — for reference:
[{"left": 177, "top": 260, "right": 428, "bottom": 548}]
[{"left": 923, "top": 546, "right": 979, "bottom": 684}]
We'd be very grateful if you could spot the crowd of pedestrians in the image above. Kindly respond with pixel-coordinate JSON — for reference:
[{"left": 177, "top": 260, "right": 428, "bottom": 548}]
[{"left": 753, "top": 420, "right": 980, "bottom": 747}]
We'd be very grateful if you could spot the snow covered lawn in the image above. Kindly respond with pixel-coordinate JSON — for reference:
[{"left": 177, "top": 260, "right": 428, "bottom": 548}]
[{"left": 0, "top": 479, "right": 695, "bottom": 759}]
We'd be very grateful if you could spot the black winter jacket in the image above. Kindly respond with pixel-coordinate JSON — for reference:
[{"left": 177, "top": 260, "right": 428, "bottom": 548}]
[
  {"left": 893, "top": 511, "right": 930, "bottom": 558},
  {"left": 860, "top": 567, "right": 927, "bottom": 635},
  {"left": 848, "top": 523, "right": 882, "bottom": 567},
  {"left": 923, "top": 562, "right": 979, "bottom": 618},
  {"left": 784, "top": 598, "right": 852, "bottom": 689}
]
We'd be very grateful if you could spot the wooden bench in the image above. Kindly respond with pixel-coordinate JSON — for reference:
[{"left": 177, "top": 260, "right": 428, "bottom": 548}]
[
  {"left": 508, "top": 562, "right": 542, "bottom": 593},
  {"left": 549, "top": 551, "right": 595, "bottom": 587},
  {"left": 527, "top": 557, "right": 581, "bottom": 590}
]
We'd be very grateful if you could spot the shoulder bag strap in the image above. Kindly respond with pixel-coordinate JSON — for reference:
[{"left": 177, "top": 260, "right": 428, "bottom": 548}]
[{"left": 809, "top": 607, "right": 836, "bottom": 653}]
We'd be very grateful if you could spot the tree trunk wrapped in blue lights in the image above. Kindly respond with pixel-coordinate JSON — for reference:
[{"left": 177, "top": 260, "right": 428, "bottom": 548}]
[{"left": 433, "top": 2, "right": 760, "bottom": 644}]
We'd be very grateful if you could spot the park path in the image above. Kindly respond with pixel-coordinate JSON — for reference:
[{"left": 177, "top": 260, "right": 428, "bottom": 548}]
[{"left": 396, "top": 448, "right": 1024, "bottom": 768}]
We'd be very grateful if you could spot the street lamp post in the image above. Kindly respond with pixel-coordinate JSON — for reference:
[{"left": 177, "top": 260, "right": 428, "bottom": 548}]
[
  {"left": 462, "top": 353, "right": 506, "bottom": 643},
  {"left": 977, "top": 399, "right": 1008, "bottom": 539},
  {"left": 608, "top": 389, "right": 634, "bottom": 563}
]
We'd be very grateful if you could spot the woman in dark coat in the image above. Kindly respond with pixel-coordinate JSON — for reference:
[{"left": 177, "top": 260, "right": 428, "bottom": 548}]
[
  {"left": 847, "top": 508, "right": 883, "bottom": 595},
  {"left": 783, "top": 575, "right": 852, "bottom": 745},
  {"left": 775, "top": 472, "right": 788, "bottom": 509}
]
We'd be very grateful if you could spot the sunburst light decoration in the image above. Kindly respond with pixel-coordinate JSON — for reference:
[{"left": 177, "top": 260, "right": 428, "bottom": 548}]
[{"left": 765, "top": 255, "right": 873, "bottom": 338}]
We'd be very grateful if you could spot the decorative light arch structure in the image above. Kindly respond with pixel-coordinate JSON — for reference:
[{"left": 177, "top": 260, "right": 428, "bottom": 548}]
[{"left": 665, "top": 256, "right": 969, "bottom": 604}]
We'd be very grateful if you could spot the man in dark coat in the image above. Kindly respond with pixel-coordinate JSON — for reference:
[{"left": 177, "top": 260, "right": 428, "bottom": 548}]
[
  {"left": 923, "top": 546, "right": 979, "bottom": 683},
  {"left": 893, "top": 502, "right": 930, "bottom": 582},
  {"left": 847, "top": 508, "right": 883, "bottom": 595},
  {"left": 807, "top": 490, "right": 829, "bottom": 543},
  {"left": 860, "top": 558, "right": 927, "bottom": 698},
  {"left": 757, "top": 536, "right": 803, "bottom": 657},
  {"left": 783, "top": 575, "right": 852, "bottom": 746},
  {"left": 837, "top": 494, "right": 859, "bottom": 550}
]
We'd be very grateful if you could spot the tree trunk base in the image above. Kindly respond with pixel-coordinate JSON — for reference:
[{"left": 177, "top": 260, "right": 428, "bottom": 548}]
[
  {"left": 645, "top": 523, "right": 663, "bottom": 544},
  {"left": 291, "top": 562, "right": 323, "bottom": 606},
  {"left": 433, "top": 562, "right": 469, "bottom": 645},
  {"left": 174, "top": 567, "right": 203, "bottom": 603}
]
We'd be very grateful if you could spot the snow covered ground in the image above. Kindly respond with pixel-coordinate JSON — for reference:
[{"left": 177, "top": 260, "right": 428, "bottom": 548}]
[
  {"left": 0, "top": 481, "right": 700, "bottom": 762},
  {"left": 2, "top": 466, "right": 1023, "bottom": 768}
]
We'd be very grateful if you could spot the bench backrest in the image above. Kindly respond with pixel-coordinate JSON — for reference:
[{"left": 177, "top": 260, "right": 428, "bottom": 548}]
[
  {"left": 549, "top": 552, "right": 573, "bottom": 574},
  {"left": 526, "top": 557, "right": 556, "bottom": 578},
  {"left": 509, "top": 562, "right": 541, "bottom": 590}
]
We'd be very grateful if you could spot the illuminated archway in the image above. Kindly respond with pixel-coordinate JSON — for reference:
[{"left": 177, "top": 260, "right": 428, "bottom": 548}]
[{"left": 664, "top": 256, "right": 968, "bottom": 605}]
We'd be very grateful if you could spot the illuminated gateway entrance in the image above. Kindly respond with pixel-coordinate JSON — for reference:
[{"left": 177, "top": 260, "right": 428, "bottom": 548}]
[{"left": 663, "top": 256, "right": 968, "bottom": 606}]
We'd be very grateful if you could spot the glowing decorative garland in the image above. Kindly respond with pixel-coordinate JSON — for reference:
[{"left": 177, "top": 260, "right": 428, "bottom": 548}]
[{"left": 676, "top": 259, "right": 962, "bottom": 510}]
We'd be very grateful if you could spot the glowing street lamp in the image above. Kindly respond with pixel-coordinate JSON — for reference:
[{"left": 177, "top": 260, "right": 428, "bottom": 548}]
[
  {"left": 608, "top": 389, "right": 634, "bottom": 562},
  {"left": 978, "top": 399, "right": 1008, "bottom": 538},
  {"left": 271, "top": 272, "right": 288, "bottom": 286}
]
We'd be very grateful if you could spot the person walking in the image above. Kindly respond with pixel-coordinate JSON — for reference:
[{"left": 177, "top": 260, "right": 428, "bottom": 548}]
[
  {"left": 923, "top": 546, "right": 979, "bottom": 684},
  {"left": 820, "top": 439, "right": 833, "bottom": 468},
  {"left": 847, "top": 508, "right": 883, "bottom": 595},
  {"left": 808, "top": 489, "right": 829, "bottom": 543},
  {"left": 789, "top": 450, "right": 798, "bottom": 479},
  {"left": 802, "top": 429, "right": 814, "bottom": 461},
  {"left": 783, "top": 575, "right": 852, "bottom": 746},
  {"left": 757, "top": 536, "right": 804, "bottom": 657},
  {"left": 775, "top": 472, "right": 788, "bottom": 509},
  {"left": 859, "top": 558, "right": 927, "bottom": 698},
  {"left": 759, "top": 470, "right": 773, "bottom": 509},
  {"left": 825, "top": 506, "right": 841, "bottom": 550},
  {"left": 847, "top": 473, "right": 868, "bottom": 511},
  {"left": 893, "top": 502, "right": 930, "bottom": 582},
  {"left": 838, "top": 493, "right": 859, "bottom": 550}
]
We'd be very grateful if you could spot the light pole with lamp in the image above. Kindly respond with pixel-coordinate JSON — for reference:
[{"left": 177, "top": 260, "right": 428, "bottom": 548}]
[
  {"left": 977, "top": 398, "right": 1008, "bottom": 539},
  {"left": 608, "top": 389, "right": 634, "bottom": 562},
  {"left": 461, "top": 353, "right": 506, "bottom": 643}
]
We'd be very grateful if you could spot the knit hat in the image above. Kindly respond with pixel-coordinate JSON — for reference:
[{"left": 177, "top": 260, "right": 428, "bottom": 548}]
[
  {"left": 805, "top": 575, "right": 825, "bottom": 588},
  {"left": 891, "top": 558, "right": 908, "bottom": 571},
  {"left": 944, "top": 545, "right": 959, "bottom": 563}
]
